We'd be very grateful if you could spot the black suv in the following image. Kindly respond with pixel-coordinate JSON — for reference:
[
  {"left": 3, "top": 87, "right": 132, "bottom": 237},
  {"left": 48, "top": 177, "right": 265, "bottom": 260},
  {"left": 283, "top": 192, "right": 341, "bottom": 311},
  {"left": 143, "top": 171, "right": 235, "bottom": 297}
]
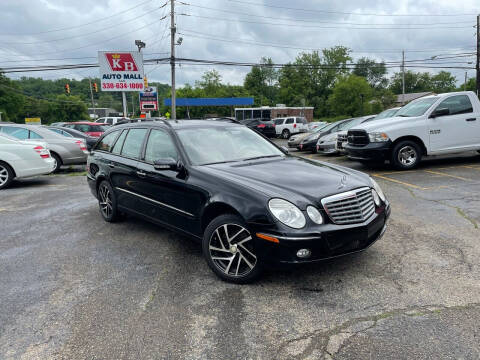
[{"left": 87, "top": 119, "right": 390, "bottom": 283}]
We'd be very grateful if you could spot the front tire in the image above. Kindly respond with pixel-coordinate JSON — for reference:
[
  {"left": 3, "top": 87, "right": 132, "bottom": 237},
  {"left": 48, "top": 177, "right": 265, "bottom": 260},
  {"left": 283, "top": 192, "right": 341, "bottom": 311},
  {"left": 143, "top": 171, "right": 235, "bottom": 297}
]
[
  {"left": 202, "top": 214, "right": 262, "bottom": 283},
  {"left": 0, "top": 162, "right": 14, "bottom": 190},
  {"left": 98, "top": 180, "right": 120, "bottom": 222},
  {"left": 281, "top": 129, "right": 290, "bottom": 139},
  {"left": 391, "top": 140, "right": 422, "bottom": 170}
]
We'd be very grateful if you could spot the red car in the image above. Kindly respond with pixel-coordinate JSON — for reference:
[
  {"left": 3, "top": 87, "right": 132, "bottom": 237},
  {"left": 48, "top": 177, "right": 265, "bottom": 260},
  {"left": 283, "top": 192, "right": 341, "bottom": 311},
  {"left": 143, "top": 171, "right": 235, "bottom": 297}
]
[{"left": 62, "top": 122, "right": 106, "bottom": 138}]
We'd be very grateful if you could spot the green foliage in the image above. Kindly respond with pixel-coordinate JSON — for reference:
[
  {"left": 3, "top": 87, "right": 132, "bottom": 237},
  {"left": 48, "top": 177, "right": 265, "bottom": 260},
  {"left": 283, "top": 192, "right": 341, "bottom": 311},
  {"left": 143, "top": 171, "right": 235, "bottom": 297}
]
[
  {"left": 328, "top": 75, "right": 373, "bottom": 117},
  {"left": 353, "top": 58, "right": 388, "bottom": 89},
  {"left": 244, "top": 57, "right": 278, "bottom": 106},
  {"left": 0, "top": 73, "right": 25, "bottom": 122},
  {"left": 389, "top": 70, "right": 457, "bottom": 94}
]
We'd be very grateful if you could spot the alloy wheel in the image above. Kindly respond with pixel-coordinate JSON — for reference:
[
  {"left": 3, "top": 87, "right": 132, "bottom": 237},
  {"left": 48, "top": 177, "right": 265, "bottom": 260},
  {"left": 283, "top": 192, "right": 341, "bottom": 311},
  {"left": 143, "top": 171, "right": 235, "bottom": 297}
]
[
  {"left": 398, "top": 145, "right": 417, "bottom": 166},
  {"left": 208, "top": 224, "right": 257, "bottom": 277},
  {"left": 0, "top": 165, "right": 9, "bottom": 187},
  {"left": 99, "top": 184, "right": 113, "bottom": 218}
]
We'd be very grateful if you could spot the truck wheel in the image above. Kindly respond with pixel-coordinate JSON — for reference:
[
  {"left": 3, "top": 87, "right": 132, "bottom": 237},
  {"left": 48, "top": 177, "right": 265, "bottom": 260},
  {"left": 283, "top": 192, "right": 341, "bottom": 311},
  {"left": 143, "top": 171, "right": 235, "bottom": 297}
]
[
  {"left": 281, "top": 129, "right": 290, "bottom": 139},
  {"left": 391, "top": 140, "right": 422, "bottom": 170}
]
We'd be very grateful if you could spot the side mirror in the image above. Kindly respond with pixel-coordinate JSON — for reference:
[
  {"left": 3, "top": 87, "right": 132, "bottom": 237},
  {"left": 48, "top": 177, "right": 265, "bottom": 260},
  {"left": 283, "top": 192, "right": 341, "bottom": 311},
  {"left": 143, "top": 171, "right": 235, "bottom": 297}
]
[
  {"left": 430, "top": 108, "right": 449, "bottom": 118},
  {"left": 153, "top": 158, "right": 178, "bottom": 171},
  {"left": 281, "top": 146, "right": 289, "bottom": 154}
]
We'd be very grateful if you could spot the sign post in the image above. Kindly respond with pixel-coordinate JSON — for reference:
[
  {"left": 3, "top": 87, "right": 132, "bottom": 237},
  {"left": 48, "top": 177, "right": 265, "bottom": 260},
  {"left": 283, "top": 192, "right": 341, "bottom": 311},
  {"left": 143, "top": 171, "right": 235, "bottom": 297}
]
[{"left": 98, "top": 51, "right": 145, "bottom": 117}]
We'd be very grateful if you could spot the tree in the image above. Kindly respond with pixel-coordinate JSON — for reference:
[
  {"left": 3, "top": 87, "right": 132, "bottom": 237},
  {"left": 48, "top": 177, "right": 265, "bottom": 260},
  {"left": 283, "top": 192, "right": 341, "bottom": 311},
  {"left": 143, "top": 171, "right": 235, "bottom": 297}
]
[
  {"left": 244, "top": 57, "right": 278, "bottom": 106},
  {"left": 0, "top": 72, "right": 25, "bottom": 122},
  {"left": 195, "top": 69, "right": 222, "bottom": 94},
  {"left": 389, "top": 71, "right": 433, "bottom": 94},
  {"left": 328, "top": 75, "right": 373, "bottom": 117},
  {"left": 353, "top": 57, "right": 388, "bottom": 89},
  {"left": 430, "top": 71, "right": 456, "bottom": 93}
]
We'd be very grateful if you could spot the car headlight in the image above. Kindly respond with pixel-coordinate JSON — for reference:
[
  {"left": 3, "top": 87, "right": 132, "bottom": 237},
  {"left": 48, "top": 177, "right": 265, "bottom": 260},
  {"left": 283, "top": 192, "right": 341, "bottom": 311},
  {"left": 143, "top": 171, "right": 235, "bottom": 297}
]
[
  {"left": 370, "top": 177, "right": 386, "bottom": 203},
  {"left": 307, "top": 206, "right": 323, "bottom": 224},
  {"left": 368, "top": 132, "right": 389, "bottom": 142},
  {"left": 268, "top": 198, "right": 306, "bottom": 229}
]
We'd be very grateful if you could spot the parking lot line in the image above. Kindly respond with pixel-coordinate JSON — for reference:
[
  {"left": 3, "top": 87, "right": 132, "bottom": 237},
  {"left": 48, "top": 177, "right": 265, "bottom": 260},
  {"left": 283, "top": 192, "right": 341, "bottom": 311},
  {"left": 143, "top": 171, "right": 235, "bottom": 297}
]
[
  {"left": 424, "top": 170, "right": 472, "bottom": 181},
  {"left": 372, "top": 173, "right": 427, "bottom": 190}
]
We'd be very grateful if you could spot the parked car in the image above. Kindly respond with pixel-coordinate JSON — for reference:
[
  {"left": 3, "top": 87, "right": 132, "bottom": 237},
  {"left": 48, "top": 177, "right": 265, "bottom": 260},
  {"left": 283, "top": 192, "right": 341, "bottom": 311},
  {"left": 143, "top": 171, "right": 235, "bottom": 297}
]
[
  {"left": 345, "top": 91, "right": 480, "bottom": 170},
  {"left": 0, "top": 124, "right": 88, "bottom": 172},
  {"left": 307, "top": 121, "right": 326, "bottom": 131},
  {"left": 298, "top": 118, "right": 353, "bottom": 152},
  {"left": 274, "top": 117, "right": 308, "bottom": 139},
  {"left": 46, "top": 126, "right": 98, "bottom": 151},
  {"left": 95, "top": 117, "right": 129, "bottom": 126},
  {"left": 331, "top": 116, "right": 377, "bottom": 154},
  {"left": 87, "top": 119, "right": 390, "bottom": 283},
  {"left": 62, "top": 122, "right": 106, "bottom": 137},
  {"left": 0, "top": 133, "right": 55, "bottom": 189},
  {"left": 239, "top": 118, "right": 276, "bottom": 138},
  {"left": 50, "top": 122, "right": 66, "bottom": 127},
  {"left": 288, "top": 123, "right": 329, "bottom": 148}
]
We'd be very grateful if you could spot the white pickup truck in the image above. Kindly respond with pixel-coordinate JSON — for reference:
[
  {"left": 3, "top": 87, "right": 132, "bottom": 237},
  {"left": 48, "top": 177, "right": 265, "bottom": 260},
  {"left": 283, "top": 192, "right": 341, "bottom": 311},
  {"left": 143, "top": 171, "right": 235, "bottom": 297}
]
[{"left": 345, "top": 91, "right": 480, "bottom": 170}]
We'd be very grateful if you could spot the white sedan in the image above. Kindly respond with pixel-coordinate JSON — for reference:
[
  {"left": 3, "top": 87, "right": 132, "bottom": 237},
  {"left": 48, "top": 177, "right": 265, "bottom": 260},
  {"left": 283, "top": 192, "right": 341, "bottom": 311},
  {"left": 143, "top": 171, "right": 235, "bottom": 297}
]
[{"left": 0, "top": 133, "right": 55, "bottom": 189}]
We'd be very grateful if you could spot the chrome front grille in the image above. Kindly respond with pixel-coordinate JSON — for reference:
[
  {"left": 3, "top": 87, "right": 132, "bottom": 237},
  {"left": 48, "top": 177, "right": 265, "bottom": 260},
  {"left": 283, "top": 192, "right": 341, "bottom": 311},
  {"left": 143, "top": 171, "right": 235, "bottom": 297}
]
[{"left": 321, "top": 187, "right": 375, "bottom": 225}]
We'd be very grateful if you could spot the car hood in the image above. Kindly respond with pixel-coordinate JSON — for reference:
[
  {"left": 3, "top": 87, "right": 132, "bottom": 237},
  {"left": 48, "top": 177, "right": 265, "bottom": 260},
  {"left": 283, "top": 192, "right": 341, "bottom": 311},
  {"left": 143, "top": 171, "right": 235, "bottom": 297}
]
[
  {"left": 199, "top": 156, "right": 371, "bottom": 209},
  {"left": 348, "top": 116, "right": 416, "bottom": 132}
]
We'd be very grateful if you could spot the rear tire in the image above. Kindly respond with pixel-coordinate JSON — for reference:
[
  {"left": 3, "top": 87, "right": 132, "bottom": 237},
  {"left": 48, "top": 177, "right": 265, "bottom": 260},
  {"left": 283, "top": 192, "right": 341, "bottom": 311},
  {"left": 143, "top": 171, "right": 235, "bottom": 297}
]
[
  {"left": 51, "top": 153, "right": 62, "bottom": 173},
  {"left": 98, "top": 180, "right": 120, "bottom": 222},
  {"left": 202, "top": 214, "right": 263, "bottom": 284},
  {"left": 281, "top": 129, "right": 290, "bottom": 139},
  {"left": 391, "top": 140, "right": 422, "bottom": 170},
  {"left": 0, "top": 162, "right": 14, "bottom": 190}
]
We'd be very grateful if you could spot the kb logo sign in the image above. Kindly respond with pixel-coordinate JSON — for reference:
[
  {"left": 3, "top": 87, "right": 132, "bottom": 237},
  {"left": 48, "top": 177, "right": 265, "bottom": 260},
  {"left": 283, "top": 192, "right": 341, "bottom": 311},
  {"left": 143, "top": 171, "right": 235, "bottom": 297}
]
[{"left": 105, "top": 53, "right": 138, "bottom": 72}]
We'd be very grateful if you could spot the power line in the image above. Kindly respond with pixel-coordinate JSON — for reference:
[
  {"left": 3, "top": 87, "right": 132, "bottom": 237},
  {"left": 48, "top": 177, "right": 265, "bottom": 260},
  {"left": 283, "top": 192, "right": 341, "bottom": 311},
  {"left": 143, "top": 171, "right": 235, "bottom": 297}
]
[
  {"left": 184, "top": 3, "right": 475, "bottom": 26},
  {"left": 223, "top": 0, "right": 479, "bottom": 17},
  {"left": 0, "top": 0, "right": 154, "bottom": 36},
  {"left": 0, "top": 6, "right": 167, "bottom": 45},
  {"left": 179, "top": 14, "right": 475, "bottom": 30}
]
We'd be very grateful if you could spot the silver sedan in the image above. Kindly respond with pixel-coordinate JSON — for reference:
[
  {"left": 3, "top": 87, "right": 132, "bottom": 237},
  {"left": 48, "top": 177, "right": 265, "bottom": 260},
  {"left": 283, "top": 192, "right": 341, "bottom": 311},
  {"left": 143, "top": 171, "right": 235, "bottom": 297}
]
[{"left": 0, "top": 124, "right": 88, "bottom": 172}]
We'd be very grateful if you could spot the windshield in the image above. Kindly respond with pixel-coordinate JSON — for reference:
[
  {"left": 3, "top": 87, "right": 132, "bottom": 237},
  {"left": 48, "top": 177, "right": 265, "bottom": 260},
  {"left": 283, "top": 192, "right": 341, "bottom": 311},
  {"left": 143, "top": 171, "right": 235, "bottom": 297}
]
[
  {"left": 176, "top": 126, "right": 285, "bottom": 165},
  {"left": 341, "top": 117, "right": 367, "bottom": 130},
  {"left": 396, "top": 98, "right": 438, "bottom": 117},
  {"left": 374, "top": 108, "right": 399, "bottom": 120},
  {"left": 337, "top": 119, "right": 355, "bottom": 131}
]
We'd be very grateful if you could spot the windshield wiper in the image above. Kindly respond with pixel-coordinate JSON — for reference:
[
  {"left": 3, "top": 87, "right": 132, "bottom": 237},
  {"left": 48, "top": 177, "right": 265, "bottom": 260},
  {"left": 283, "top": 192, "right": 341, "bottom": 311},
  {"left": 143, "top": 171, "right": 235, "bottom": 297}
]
[
  {"left": 242, "top": 155, "right": 283, "bottom": 161},
  {"left": 202, "top": 160, "right": 240, "bottom": 165}
]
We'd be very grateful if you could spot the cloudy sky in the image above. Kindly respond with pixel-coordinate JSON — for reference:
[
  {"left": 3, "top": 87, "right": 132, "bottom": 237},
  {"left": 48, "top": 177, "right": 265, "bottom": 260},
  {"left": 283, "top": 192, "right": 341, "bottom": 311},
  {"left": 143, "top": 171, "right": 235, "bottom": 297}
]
[{"left": 0, "top": 0, "right": 478, "bottom": 86}]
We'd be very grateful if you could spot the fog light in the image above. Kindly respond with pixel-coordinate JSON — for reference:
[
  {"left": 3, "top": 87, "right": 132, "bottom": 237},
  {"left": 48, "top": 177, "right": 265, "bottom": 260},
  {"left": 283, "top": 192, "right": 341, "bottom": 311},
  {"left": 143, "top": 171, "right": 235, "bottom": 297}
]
[{"left": 297, "top": 249, "right": 311, "bottom": 258}]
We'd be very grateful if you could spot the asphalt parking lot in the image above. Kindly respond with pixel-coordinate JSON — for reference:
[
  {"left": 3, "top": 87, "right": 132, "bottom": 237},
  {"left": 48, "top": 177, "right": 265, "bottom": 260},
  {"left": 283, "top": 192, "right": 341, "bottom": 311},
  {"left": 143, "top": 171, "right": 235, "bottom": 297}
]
[{"left": 1, "top": 144, "right": 480, "bottom": 359}]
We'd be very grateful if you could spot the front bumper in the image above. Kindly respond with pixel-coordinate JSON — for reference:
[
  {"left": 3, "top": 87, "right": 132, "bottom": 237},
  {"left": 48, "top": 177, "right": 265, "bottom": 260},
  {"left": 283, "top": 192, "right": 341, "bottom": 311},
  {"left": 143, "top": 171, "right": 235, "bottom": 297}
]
[
  {"left": 345, "top": 141, "right": 392, "bottom": 162},
  {"left": 251, "top": 203, "right": 391, "bottom": 264},
  {"left": 297, "top": 139, "right": 317, "bottom": 151},
  {"left": 317, "top": 142, "right": 337, "bottom": 154}
]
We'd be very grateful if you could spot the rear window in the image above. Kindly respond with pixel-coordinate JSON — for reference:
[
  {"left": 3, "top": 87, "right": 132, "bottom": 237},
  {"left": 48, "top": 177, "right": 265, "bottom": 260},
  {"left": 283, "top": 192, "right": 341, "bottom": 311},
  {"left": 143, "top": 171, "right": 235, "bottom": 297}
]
[
  {"left": 95, "top": 131, "right": 120, "bottom": 152},
  {"left": 75, "top": 124, "right": 106, "bottom": 132}
]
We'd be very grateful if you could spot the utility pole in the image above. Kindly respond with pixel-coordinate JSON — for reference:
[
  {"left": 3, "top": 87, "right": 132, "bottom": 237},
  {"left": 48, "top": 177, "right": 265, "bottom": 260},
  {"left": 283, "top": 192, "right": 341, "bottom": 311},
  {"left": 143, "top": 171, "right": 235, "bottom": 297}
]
[
  {"left": 476, "top": 15, "right": 479, "bottom": 96},
  {"left": 170, "top": 0, "right": 176, "bottom": 120},
  {"left": 465, "top": 71, "right": 468, "bottom": 91},
  {"left": 402, "top": 50, "right": 405, "bottom": 105},
  {"left": 88, "top": 78, "right": 96, "bottom": 119}
]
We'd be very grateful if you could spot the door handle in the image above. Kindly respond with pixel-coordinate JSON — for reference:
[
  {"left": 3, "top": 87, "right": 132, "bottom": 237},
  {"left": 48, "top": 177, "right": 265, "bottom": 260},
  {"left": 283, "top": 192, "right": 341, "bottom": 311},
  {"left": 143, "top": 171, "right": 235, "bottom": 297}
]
[
  {"left": 136, "top": 170, "right": 147, "bottom": 177},
  {"left": 466, "top": 118, "right": 476, "bottom": 121},
  {"left": 108, "top": 162, "right": 115, "bottom": 168}
]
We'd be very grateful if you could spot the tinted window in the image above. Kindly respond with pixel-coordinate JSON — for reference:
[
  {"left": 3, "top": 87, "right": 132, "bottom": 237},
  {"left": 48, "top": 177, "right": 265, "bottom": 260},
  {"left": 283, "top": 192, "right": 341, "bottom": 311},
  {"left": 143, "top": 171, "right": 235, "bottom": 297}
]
[
  {"left": 1, "top": 126, "right": 29, "bottom": 140},
  {"left": 111, "top": 130, "right": 127, "bottom": 154},
  {"left": 29, "top": 130, "right": 42, "bottom": 139},
  {"left": 95, "top": 131, "right": 119, "bottom": 152},
  {"left": 436, "top": 95, "right": 473, "bottom": 116},
  {"left": 144, "top": 130, "right": 178, "bottom": 163},
  {"left": 121, "top": 128, "right": 147, "bottom": 159},
  {"left": 274, "top": 119, "right": 284, "bottom": 125},
  {"left": 285, "top": 118, "right": 294, "bottom": 124},
  {"left": 106, "top": 118, "right": 113, "bottom": 125},
  {"left": 75, "top": 124, "right": 105, "bottom": 132}
]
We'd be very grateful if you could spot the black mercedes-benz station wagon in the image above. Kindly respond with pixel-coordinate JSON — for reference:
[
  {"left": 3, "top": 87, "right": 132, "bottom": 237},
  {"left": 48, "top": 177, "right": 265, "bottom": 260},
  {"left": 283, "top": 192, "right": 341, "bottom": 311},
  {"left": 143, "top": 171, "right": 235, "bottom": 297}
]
[{"left": 87, "top": 119, "right": 390, "bottom": 283}]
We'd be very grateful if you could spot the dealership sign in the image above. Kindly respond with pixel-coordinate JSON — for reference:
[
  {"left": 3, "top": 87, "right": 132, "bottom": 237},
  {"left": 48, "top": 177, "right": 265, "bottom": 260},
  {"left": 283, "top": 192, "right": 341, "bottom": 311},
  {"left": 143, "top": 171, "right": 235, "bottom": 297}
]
[
  {"left": 139, "top": 86, "right": 158, "bottom": 111},
  {"left": 98, "top": 51, "right": 144, "bottom": 92}
]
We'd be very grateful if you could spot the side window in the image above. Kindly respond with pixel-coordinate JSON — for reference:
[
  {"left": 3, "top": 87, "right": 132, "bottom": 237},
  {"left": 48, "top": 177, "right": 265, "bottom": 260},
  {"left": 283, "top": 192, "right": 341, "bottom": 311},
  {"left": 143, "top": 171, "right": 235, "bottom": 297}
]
[
  {"left": 436, "top": 95, "right": 473, "bottom": 116},
  {"left": 95, "top": 131, "right": 119, "bottom": 152},
  {"left": 144, "top": 130, "right": 178, "bottom": 163},
  {"left": 111, "top": 130, "right": 127, "bottom": 154},
  {"left": 274, "top": 119, "right": 284, "bottom": 125},
  {"left": 121, "top": 128, "right": 148, "bottom": 159},
  {"left": 1, "top": 126, "right": 29, "bottom": 140},
  {"left": 29, "top": 131, "right": 42, "bottom": 139},
  {"left": 286, "top": 118, "right": 294, "bottom": 124},
  {"left": 106, "top": 118, "right": 113, "bottom": 125},
  {"left": 62, "top": 131, "right": 73, "bottom": 138}
]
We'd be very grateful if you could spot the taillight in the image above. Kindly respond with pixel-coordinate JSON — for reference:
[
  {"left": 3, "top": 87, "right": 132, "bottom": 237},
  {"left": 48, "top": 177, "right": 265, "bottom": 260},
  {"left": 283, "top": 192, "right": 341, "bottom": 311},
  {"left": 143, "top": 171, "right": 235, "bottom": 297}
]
[
  {"left": 257, "top": 124, "right": 266, "bottom": 128},
  {"left": 293, "top": 123, "right": 297, "bottom": 128},
  {"left": 75, "top": 140, "right": 87, "bottom": 151},
  {"left": 34, "top": 145, "right": 50, "bottom": 158}
]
